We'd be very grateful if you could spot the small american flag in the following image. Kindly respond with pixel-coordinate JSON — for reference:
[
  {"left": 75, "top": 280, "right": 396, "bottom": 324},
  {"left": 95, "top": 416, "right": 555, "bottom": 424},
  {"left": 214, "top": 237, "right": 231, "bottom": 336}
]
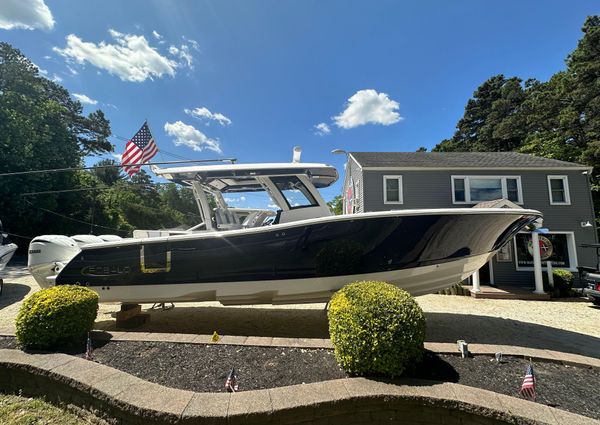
[
  {"left": 225, "top": 368, "right": 238, "bottom": 392},
  {"left": 519, "top": 363, "right": 536, "bottom": 400},
  {"left": 121, "top": 121, "right": 158, "bottom": 176},
  {"left": 84, "top": 332, "right": 93, "bottom": 361}
]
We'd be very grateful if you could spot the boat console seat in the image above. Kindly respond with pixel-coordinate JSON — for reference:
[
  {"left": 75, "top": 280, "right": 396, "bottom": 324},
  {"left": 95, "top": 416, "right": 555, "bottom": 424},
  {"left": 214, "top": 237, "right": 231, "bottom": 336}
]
[
  {"left": 215, "top": 208, "right": 243, "bottom": 230},
  {"left": 242, "top": 210, "right": 276, "bottom": 228}
]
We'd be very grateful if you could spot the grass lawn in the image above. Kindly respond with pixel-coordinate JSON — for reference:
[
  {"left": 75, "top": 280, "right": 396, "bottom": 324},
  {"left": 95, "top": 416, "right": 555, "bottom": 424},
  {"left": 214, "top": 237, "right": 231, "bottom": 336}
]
[{"left": 0, "top": 393, "right": 106, "bottom": 424}]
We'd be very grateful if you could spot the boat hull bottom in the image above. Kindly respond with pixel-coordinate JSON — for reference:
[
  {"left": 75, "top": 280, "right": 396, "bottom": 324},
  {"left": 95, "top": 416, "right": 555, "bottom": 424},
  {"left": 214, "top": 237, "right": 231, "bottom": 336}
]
[{"left": 86, "top": 252, "right": 492, "bottom": 305}]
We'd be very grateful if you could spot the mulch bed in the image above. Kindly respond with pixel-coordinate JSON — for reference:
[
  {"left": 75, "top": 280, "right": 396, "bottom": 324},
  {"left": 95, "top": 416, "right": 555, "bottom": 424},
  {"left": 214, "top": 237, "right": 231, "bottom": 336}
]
[{"left": 1, "top": 336, "right": 598, "bottom": 419}]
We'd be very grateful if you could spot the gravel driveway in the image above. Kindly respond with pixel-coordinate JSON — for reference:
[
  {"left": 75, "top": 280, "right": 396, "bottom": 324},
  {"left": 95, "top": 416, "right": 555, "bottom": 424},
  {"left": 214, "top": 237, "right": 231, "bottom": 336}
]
[{"left": 2, "top": 264, "right": 599, "bottom": 358}]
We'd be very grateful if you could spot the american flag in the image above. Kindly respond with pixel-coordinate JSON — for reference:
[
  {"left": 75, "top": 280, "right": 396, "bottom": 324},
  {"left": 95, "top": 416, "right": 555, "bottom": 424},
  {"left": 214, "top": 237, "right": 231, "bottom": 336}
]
[
  {"left": 519, "top": 363, "right": 536, "bottom": 400},
  {"left": 84, "top": 332, "right": 93, "bottom": 361},
  {"left": 225, "top": 368, "right": 239, "bottom": 392},
  {"left": 121, "top": 121, "right": 158, "bottom": 176}
]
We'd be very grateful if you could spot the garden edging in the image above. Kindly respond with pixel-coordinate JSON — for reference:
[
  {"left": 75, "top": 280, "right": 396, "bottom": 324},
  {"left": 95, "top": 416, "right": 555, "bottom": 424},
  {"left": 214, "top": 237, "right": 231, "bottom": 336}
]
[{"left": 0, "top": 348, "right": 596, "bottom": 425}]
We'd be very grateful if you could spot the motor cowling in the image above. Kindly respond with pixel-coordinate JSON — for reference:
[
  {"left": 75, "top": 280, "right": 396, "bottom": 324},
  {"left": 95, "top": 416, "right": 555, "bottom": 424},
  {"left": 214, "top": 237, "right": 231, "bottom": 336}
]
[{"left": 28, "top": 235, "right": 80, "bottom": 288}]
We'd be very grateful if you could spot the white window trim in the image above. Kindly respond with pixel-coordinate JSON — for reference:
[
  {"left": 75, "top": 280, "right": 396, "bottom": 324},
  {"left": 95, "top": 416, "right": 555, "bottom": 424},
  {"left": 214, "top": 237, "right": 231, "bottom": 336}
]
[
  {"left": 383, "top": 175, "right": 403, "bottom": 205},
  {"left": 513, "top": 231, "right": 578, "bottom": 273},
  {"left": 451, "top": 175, "right": 523, "bottom": 205},
  {"left": 547, "top": 175, "right": 571, "bottom": 205}
]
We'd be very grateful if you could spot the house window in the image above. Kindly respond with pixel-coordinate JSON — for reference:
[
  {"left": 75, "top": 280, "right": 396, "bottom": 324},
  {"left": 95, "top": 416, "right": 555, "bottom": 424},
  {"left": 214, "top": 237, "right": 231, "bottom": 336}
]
[
  {"left": 452, "top": 176, "right": 522, "bottom": 204},
  {"left": 383, "top": 175, "right": 403, "bottom": 204},
  {"left": 514, "top": 232, "right": 578, "bottom": 272},
  {"left": 547, "top": 176, "right": 570, "bottom": 205}
]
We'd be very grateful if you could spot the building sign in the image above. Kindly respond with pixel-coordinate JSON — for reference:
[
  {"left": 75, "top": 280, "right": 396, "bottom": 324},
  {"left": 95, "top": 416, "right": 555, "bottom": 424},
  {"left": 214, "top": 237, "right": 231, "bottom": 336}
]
[{"left": 515, "top": 233, "right": 571, "bottom": 268}]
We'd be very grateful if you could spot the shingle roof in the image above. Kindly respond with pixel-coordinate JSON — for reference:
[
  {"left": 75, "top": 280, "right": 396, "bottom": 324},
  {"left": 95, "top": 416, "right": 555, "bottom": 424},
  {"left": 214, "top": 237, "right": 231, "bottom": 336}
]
[{"left": 349, "top": 152, "right": 589, "bottom": 169}]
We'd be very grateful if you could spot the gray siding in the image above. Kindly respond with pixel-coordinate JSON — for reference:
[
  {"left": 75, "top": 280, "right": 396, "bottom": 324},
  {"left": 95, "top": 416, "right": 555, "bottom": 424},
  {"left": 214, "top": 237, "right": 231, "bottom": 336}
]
[
  {"left": 361, "top": 169, "right": 597, "bottom": 286},
  {"left": 343, "top": 155, "right": 365, "bottom": 214}
]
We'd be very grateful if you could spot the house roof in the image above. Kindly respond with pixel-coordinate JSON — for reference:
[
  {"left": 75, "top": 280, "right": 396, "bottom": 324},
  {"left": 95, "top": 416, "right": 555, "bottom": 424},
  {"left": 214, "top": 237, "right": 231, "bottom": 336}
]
[
  {"left": 349, "top": 152, "right": 590, "bottom": 170},
  {"left": 472, "top": 199, "right": 523, "bottom": 209}
]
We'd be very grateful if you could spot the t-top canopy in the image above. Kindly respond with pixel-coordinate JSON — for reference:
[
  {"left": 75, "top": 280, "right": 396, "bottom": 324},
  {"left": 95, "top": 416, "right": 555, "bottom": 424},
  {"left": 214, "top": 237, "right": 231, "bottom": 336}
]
[{"left": 152, "top": 162, "right": 339, "bottom": 192}]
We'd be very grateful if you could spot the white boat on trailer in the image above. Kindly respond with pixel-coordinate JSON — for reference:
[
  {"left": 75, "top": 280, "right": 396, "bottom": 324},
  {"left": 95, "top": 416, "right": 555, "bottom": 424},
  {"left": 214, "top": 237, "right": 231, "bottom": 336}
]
[
  {"left": 1, "top": 220, "right": 18, "bottom": 295},
  {"left": 28, "top": 150, "right": 542, "bottom": 305},
  {"left": 0, "top": 220, "right": 17, "bottom": 272}
]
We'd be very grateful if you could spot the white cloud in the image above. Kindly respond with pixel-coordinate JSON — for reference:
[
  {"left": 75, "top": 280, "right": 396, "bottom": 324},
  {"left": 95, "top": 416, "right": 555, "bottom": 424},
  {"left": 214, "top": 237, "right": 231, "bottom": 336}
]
[
  {"left": 0, "top": 0, "right": 54, "bottom": 31},
  {"left": 314, "top": 122, "right": 330, "bottom": 136},
  {"left": 164, "top": 121, "right": 222, "bottom": 154},
  {"left": 72, "top": 93, "right": 98, "bottom": 105},
  {"left": 333, "top": 89, "right": 402, "bottom": 129},
  {"left": 152, "top": 30, "right": 162, "bottom": 40},
  {"left": 51, "top": 74, "right": 63, "bottom": 83},
  {"left": 168, "top": 43, "right": 195, "bottom": 69},
  {"left": 184, "top": 107, "right": 232, "bottom": 126},
  {"left": 53, "top": 29, "right": 178, "bottom": 82},
  {"left": 267, "top": 204, "right": 279, "bottom": 209},
  {"left": 182, "top": 36, "right": 199, "bottom": 50},
  {"left": 224, "top": 196, "right": 246, "bottom": 203}
]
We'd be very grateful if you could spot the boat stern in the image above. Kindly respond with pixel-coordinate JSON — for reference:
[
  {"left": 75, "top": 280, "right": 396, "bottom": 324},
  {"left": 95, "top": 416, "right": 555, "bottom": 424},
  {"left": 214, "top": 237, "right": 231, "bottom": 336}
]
[{"left": 28, "top": 235, "right": 81, "bottom": 288}]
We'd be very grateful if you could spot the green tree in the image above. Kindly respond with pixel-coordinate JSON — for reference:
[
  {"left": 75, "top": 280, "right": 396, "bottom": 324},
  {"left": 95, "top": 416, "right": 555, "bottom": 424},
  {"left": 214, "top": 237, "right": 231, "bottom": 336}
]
[
  {"left": 0, "top": 43, "right": 112, "bottom": 245},
  {"left": 91, "top": 159, "right": 124, "bottom": 186},
  {"left": 159, "top": 183, "right": 201, "bottom": 226},
  {"left": 328, "top": 195, "right": 343, "bottom": 215},
  {"left": 433, "top": 75, "right": 527, "bottom": 152}
]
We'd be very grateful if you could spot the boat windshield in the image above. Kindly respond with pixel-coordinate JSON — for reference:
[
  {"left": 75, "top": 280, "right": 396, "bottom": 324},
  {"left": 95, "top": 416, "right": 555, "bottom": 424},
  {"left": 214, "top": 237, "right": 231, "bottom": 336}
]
[
  {"left": 221, "top": 191, "right": 278, "bottom": 211},
  {"left": 270, "top": 176, "right": 318, "bottom": 209}
]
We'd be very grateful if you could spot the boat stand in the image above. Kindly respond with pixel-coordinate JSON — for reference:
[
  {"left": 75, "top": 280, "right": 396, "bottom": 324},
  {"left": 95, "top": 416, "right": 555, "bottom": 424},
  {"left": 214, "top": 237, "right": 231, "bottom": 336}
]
[
  {"left": 115, "top": 303, "right": 150, "bottom": 329},
  {"left": 150, "top": 302, "right": 175, "bottom": 311}
]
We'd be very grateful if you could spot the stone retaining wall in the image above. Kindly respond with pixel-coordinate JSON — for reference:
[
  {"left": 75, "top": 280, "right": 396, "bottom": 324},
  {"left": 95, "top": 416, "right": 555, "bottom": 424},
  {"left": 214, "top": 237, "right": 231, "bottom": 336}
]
[{"left": 0, "top": 349, "right": 595, "bottom": 425}]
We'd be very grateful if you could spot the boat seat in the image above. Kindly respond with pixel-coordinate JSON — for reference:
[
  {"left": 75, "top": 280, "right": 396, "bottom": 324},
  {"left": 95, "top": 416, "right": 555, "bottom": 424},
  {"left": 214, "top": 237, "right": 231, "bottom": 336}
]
[{"left": 215, "top": 208, "right": 242, "bottom": 230}]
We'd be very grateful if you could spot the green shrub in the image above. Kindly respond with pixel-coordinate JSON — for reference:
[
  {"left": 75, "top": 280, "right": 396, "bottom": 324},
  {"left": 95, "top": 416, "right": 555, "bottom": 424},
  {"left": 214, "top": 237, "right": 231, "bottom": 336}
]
[
  {"left": 328, "top": 281, "right": 426, "bottom": 377},
  {"left": 553, "top": 269, "right": 574, "bottom": 297},
  {"left": 542, "top": 268, "right": 574, "bottom": 297},
  {"left": 16, "top": 285, "right": 98, "bottom": 349}
]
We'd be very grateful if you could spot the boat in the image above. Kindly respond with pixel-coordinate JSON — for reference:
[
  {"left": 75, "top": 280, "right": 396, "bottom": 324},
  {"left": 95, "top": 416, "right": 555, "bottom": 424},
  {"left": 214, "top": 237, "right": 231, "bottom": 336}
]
[
  {"left": 0, "top": 220, "right": 18, "bottom": 294},
  {"left": 0, "top": 220, "right": 17, "bottom": 271},
  {"left": 28, "top": 150, "right": 542, "bottom": 305}
]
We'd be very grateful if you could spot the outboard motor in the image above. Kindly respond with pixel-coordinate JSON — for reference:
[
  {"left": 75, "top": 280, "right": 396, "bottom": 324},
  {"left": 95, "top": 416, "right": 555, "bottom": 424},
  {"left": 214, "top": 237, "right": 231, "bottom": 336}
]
[
  {"left": 0, "top": 219, "right": 18, "bottom": 272},
  {"left": 71, "top": 234, "right": 105, "bottom": 246},
  {"left": 28, "top": 235, "right": 80, "bottom": 288},
  {"left": 98, "top": 234, "right": 123, "bottom": 242}
]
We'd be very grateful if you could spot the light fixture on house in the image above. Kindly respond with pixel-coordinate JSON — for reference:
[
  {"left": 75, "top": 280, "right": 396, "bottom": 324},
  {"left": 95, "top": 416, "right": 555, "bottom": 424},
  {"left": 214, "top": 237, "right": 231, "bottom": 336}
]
[
  {"left": 331, "top": 149, "right": 347, "bottom": 155},
  {"left": 581, "top": 220, "right": 593, "bottom": 228}
]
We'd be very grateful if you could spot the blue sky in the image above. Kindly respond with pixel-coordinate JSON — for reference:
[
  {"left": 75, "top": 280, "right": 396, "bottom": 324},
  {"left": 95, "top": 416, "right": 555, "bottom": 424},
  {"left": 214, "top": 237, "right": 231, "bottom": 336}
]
[{"left": 1, "top": 0, "right": 597, "bottom": 204}]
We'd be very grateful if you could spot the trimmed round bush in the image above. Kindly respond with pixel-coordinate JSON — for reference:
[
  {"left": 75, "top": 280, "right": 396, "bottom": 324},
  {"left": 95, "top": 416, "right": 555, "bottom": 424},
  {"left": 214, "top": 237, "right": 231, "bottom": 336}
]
[
  {"left": 328, "top": 281, "right": 426, "bottom": 377},
  {"left": 553, "top": 269, "right": 574, "bottom": 297},
  {"left": 16, "top": 285, "right": 98, "bottom": 349}
]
